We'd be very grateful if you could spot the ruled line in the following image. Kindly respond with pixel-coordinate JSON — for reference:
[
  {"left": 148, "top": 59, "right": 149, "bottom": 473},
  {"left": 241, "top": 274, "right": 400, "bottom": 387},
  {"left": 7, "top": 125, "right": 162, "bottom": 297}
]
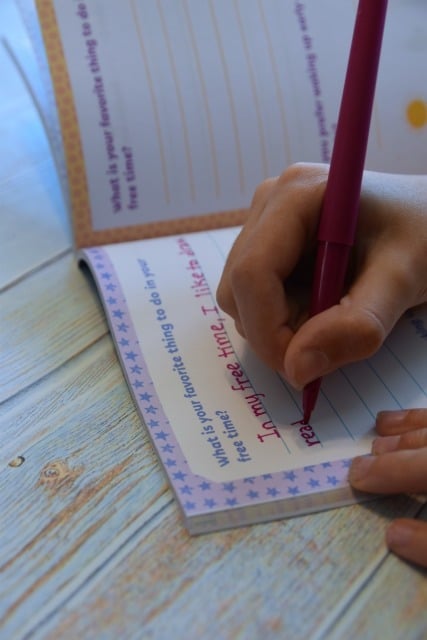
[
  {"left": 209, "top": 0, "right": 245, "bottom": 193},
  {"left": 157, "top": 1, "right": 196, "bottom": 202},
  {"left": 183, "top": 0, "right": 221, "bottom": 198},
  {"left": 234, "top": 0, "right": 269, "bottom": 178},
  {"left": 130, "top": 0, "right": 171, "bottom": 204},
  {"left": 257, "top": 0, "right": 293, "bottom": 166}
]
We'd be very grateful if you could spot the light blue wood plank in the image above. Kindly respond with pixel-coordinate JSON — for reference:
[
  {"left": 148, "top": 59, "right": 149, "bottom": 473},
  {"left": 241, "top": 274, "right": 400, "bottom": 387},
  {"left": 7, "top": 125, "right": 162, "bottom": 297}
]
[
  {"left": 0, "top": 254, "right": 107, "bottom": 402},
  {"left": 325, "top": 505, "right": 427, "bottom": 640},
  {"left": 24, "top": 496, "right": 424, "bottom": 640},
  {"left": 0, "top": 337, "right": 172, "bottom": 639}
]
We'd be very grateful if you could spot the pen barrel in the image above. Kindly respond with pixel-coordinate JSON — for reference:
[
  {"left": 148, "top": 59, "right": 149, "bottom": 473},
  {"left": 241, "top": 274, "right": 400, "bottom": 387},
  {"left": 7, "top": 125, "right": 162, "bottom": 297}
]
[
  {"left": 318, "top": 0, "right": 388, "bottom": 246},
  {"left": 309, "top": 242, "right": 351, "bottom": 316},
  {"left": 304, "top": 0, "right": 387, "bottom": 422}
]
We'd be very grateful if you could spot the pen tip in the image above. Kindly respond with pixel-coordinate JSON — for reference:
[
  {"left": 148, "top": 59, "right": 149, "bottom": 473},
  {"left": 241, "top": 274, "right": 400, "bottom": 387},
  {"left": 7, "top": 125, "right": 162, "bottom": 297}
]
[
  {"left": 302, "top": 411, "right": 311, "bottom": 426},
  {"left": 302, "top": 378, "right": 321, "bottom": 426}
]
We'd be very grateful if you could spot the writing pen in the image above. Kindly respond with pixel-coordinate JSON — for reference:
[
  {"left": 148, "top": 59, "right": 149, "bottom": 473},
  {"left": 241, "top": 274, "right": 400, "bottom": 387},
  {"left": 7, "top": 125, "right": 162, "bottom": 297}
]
[{"left": 302, "top": 0, "right": 388, "bottom": 424}]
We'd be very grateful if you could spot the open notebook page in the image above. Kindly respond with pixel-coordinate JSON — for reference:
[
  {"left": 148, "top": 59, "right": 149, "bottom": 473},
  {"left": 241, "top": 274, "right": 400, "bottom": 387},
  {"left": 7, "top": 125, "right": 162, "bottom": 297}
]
[
  {"left": 81, "top": 227, "right": 427, "bottom": 484},
  {"left": 42, "top": 0, "right": 425, "bottom": 237}
]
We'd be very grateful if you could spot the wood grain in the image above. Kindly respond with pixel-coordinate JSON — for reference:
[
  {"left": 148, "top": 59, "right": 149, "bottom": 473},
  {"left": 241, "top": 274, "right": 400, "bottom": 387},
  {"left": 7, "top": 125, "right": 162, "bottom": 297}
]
[
  {"left": 0, "top": 255, "right": 108, "bottom": 403},
  {"left": 13, "top": 497, "right": 423, "bottom": 640}
]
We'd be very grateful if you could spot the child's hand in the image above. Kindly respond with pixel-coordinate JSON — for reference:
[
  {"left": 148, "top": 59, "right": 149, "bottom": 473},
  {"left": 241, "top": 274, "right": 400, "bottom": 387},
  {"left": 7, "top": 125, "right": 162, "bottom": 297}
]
[
  {"left": 349, "top": 409, "right": 427, "bottom": 568},
  {"left": 217, "top": 165, "right": 427, "bottom": 567},
  {"left": 217, "top": 164, "right": 427, "bottom": 388}
]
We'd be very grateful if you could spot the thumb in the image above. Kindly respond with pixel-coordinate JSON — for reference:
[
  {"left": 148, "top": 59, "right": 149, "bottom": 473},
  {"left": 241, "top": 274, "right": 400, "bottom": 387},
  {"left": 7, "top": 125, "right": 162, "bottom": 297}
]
[
  {"left": 283, "top": 248, "right": 417, "bottom": 388},
  {"left": 283, "top": 300, "right": 385, "bottom": 388},
  {"left": 282, "top": 286, "right": 414, "bottom": 390}
]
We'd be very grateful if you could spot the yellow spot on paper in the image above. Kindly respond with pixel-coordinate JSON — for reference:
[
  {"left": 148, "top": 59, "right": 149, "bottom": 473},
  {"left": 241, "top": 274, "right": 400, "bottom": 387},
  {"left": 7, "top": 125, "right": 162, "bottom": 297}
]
[{"left": 406, "top": 99, "right": 427, "bottom": 129}]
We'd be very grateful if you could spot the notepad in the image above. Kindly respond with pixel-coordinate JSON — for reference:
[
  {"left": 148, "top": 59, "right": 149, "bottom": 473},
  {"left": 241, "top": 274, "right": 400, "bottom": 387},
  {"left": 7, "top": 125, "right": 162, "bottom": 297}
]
[{"left": 19, "top": 0, "right": 427, "bottom": 532}]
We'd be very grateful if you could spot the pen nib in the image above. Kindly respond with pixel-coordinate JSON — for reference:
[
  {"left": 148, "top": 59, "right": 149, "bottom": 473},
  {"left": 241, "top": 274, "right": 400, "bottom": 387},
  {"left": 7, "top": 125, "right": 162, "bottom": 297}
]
[
  {"left": 302, "top": 411, "right": 311, "bottom": 426},
  {"left": 302, "top": 378, "right": 321, "bottom": 426}
]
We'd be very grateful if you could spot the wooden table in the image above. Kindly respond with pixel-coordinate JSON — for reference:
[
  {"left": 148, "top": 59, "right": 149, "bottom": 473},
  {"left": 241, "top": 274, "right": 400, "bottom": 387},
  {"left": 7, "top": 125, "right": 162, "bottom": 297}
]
[{"left": 1, "top": 2, "right": 427, "bottom": 638}]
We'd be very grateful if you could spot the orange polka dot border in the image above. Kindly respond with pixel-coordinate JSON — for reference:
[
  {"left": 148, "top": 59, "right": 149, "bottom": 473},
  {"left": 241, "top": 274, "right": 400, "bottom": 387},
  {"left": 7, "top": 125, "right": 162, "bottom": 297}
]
[{"left": 36, "top": 0, "right": 94, "bottom": 249}]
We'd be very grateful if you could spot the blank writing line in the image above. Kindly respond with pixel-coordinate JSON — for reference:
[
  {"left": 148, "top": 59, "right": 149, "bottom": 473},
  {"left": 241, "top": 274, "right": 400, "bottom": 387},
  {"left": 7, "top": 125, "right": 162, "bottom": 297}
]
[{"left": 382, "top": 343, "right": 427, "bottom": 398}]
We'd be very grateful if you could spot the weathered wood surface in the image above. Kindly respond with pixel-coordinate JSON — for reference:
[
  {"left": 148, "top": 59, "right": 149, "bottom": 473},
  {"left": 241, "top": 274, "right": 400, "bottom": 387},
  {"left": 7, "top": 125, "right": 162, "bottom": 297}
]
[{"left": 1, "top": 2, "right": 426, "bottom": 639}]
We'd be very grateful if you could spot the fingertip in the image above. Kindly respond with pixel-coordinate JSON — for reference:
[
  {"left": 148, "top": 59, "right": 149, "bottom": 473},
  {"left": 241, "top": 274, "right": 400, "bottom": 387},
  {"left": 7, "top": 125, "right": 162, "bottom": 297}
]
[
  {"left": 386, "top": 519, "right": 413, "bottom": 552},
  {"left": 282, "top": 302, "right": 385, "bottom": 390},
  {"left": 375, "top": 410, "right": 409, "bottom": 435},
  {"left": 386, "top": 519, "right": 427, "bottom": 568},
  {"left": 348, "top": 455, "right": 376, "bottom": 489},
  {"left": 283, "top": 348, "right": 329, "bottom": 389},
  {"left": 371, "top": 435, "right": 400, "bottom": 455},
  {"left": 377, "top": 408, "right": 427, "bottom": 435}
]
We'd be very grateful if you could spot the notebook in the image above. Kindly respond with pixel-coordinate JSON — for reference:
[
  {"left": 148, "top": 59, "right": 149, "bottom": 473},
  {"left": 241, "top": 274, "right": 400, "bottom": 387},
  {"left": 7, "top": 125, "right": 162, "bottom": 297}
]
[{"left": 16, "top": 0, "right": 427, "bottom": 532}]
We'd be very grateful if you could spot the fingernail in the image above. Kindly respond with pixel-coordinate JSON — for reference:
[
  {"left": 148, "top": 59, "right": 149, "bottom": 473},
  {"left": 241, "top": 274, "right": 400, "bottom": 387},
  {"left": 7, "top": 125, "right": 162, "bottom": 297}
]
[
  {"left": 386, "top": 522, "right": 413, "bottom": 549},
  {"left": 348, "top": 455, "right": 375, "bottom": 486},
  {"left": 371, "top": 435, "right": 400, "bottom": 455},
  {"left": 377, "top": 410, "right": 408, "bottom": 428},
  {"left": 288, "top": 349, "right": 329, "bottom": 388}
]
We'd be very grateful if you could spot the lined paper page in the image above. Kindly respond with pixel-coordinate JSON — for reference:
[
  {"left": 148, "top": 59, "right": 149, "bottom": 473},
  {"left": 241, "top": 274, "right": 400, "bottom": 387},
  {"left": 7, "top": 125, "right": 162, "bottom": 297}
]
[
  {"left": 53, "top": 0, "right": 354, "bottom": 230},
  {"left": 50, "top": 0, "right": 426, "bottom": 233}
]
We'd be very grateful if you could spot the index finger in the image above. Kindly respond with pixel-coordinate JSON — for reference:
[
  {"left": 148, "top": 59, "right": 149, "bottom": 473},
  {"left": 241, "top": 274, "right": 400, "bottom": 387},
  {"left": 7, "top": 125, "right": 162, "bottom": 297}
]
[
  {"left": 349, "top": 449, "right": 427, "bottom": 494},
  {"left": 217, "top": 164, "right": 327, "bottom": 372}
]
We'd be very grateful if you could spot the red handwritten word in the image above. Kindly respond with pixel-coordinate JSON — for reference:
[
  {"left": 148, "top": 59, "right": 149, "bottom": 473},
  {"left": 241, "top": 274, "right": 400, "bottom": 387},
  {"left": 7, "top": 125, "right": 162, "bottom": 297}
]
[
  {"left": 200, "top": 306, "right": 235, "bottom": 359},
  {"left": 200, "top": 304, "right": 219, "bottom": 316},
  {"left": 186, "top": 258, "right": 210, "bottom": 299},
  {"left": 291, "top": 419, "right": 321, "bottom": 447},
  {"left": 177, "top": 237, "right": 195, "bottom": 256},
  {"left": 245, "top": 392, "right": 266, "bottom": 417},
  {"left": 227, "top": 361, "right": 252, "bottom": 391},
  {"left": 257, "top": 420, "right": 281, "bottom": 443},
  {"left": 226, "top": 361, "right": 281, "bottom": 443},
  {"left": 211, "top": 320, "right": 234, "bottom": 359}
]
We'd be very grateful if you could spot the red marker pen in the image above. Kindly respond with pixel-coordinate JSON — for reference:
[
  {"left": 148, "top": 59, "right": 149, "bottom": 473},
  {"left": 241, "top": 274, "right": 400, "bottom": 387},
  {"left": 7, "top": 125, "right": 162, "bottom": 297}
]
[{"left": 302, "top": 0, "right": 388, "bottom": 424}]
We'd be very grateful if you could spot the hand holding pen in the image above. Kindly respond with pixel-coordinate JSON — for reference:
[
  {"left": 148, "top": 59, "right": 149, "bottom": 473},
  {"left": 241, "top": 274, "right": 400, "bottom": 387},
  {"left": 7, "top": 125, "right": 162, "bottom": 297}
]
[
  {"left": 216, "top": 1, "right": 427, "bottom": 570},
  {"left": 218, "top": 0, "right": 396, "bottom": 422}
]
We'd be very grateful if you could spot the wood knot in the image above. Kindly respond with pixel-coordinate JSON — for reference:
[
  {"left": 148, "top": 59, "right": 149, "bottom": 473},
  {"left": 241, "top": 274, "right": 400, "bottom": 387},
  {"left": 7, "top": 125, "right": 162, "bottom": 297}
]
[
  {"left": 37, "top": 459, "right": 83, "bottom": 494},
  {"left": 8, "top": 455, "right": 25, "bottom": 467}
]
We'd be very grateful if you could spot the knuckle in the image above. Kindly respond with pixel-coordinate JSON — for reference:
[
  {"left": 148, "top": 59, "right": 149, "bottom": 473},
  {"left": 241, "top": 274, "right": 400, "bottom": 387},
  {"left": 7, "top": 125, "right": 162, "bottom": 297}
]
[
  {"left": 361, "top": 316, "right": 386, "bottom": 355},
  {"left": 277, "top": 162, "right": 308, "bottom": 184},
  {"left": 276, "top": 162, "right": 328, "bottom": 191},
  {"left": 349, "top": 308, "right": 387, "bottom": 357},
  {"left": 401, "top": 428, "right": 427, "bottom": 449},
  {"left": 251, "top": 177, "right": 277, "bottom": 208},
  {"left": 216, "top": 254, "right": 256, "bottom": 318},
  {"left": 389, "top": 260, "right": 417, "bottom": 299},
  {"left": 229, "top": 254, "right": 256, "bottom": 294}
]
